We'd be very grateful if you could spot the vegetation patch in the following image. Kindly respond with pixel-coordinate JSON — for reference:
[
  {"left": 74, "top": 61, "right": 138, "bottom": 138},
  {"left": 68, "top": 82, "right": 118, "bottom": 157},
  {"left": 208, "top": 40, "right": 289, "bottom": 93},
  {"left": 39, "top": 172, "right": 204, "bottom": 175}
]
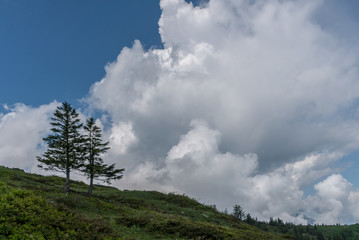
[
  {"left": 2, "top": 166, "right": 359, "bottom": 239},
  {"left": 0, "top": 182, "right": 114, "bottom": 240}
]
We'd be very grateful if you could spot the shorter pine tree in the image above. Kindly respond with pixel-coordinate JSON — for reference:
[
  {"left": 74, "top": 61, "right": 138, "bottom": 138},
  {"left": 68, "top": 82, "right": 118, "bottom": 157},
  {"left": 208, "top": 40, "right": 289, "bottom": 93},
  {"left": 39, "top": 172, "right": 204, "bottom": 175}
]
[{"left": 82, "top": 117, "right": 124, "bottom": 196}]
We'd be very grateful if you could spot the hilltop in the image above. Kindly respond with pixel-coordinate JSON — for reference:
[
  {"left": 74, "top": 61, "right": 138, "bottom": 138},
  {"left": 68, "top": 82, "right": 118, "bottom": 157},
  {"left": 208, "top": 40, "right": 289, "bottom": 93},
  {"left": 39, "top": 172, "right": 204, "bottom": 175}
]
[
  {"left": 0, "top": 165, "right": 291, "bottom": 239},
  {"left": 1, "top": 165, "right": 359, "bottom": 239}
]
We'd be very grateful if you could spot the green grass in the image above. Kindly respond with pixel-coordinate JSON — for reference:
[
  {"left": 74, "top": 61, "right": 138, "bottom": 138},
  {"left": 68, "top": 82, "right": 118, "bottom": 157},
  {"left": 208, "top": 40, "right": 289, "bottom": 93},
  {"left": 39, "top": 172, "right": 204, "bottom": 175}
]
[
  {"left": 2, "top": 165, "right": 359, "bottom": 239},
  {"left": 0, "top": 166, "right": 292, "bottom": 239}
]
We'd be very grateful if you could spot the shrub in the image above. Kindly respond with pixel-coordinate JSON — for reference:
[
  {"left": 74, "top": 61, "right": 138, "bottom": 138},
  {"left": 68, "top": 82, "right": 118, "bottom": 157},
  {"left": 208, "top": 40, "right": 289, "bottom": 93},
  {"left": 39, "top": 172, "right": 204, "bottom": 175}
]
[{"left": 0, "top": 182, "right": 114, "bottom": 240}]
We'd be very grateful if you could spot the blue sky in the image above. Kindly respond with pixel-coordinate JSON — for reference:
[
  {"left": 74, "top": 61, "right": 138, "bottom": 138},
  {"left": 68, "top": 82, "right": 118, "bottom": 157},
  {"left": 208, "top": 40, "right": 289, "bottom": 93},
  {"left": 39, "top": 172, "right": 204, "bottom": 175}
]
[
  {"left": 2, "top": 0, "right": 359, "bottom": 224},
  {"left": 0, "top": 0, "right": 162, "bottom": 106}
]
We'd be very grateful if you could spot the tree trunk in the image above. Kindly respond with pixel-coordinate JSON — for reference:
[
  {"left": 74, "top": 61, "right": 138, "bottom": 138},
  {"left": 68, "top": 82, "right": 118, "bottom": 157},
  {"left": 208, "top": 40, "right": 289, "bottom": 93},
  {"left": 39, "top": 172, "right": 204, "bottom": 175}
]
[
  {"left": 65, "top": 169, "right": 70, "bottom": 194},
  {"left": 87, "top": 175, "right": 93, "bottom": 196}
]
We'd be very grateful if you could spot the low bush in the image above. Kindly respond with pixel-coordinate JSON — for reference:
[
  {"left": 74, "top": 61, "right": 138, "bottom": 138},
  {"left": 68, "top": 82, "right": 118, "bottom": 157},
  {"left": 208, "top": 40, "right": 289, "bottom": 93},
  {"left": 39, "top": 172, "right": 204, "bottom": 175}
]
[{"left": 0, "top": 182, "right": 114, "bottom": 240}]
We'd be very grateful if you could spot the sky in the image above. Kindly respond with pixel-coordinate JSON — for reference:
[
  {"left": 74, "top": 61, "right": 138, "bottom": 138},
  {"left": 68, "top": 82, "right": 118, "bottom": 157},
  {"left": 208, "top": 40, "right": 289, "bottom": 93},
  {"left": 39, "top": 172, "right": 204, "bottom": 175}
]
[{"left": 1, "top": 0, "right": 359, "bottom": 224}]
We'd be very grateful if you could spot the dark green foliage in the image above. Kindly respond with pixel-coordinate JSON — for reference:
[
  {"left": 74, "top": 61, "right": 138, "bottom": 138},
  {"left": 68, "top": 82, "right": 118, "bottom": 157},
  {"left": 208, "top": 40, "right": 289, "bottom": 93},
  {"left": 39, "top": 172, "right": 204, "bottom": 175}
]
[
  {"left": 81, "top": 117, "right": 124, "bottom": 196},
  {"left": 245, "top": 213, "right": 256, "bottom": 225},
  {"left": 317, "top": 232, "right": 325, "bottom": 240},
  {"left": 37, "top": 102, "right": 84, "bottom": 194},
  {"left": 232, "top": 204, "right": 245, "bottom": 221}
]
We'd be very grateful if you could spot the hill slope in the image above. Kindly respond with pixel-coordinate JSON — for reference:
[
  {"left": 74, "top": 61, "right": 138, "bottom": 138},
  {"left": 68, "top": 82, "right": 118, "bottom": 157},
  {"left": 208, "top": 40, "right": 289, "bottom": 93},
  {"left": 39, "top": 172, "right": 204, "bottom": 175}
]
[{"left": 0, "top": 166, "right": 291, "bottom": 240}]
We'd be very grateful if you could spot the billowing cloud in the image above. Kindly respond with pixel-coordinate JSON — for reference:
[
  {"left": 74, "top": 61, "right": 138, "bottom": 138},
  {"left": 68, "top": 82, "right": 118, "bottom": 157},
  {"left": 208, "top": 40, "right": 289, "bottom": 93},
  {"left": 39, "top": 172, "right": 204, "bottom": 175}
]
[
  {"left": 120, "top": 121, "right": 359, "bottom": 224},
  {"left": 123, "top": 120, "right": 258, "bottom": 195},
  {"left": 306, "top": 174, "right": 359, "bottom": 224},
  {"left": 0, "top": 102, "right": 58, "bottom": 171},
  {"left": 109, "top": 121, "right": 137, "bottom": 155},
  {"left": 86, "top": 0, "right": 359, "bottom": 223}
]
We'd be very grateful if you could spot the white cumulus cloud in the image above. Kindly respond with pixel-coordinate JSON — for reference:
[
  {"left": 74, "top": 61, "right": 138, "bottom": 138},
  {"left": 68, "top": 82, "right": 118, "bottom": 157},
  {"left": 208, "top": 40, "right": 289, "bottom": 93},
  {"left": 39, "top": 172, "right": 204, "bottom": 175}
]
[
  {"left": 305, "top": 174, "right": 359, "bottom": 224},
  {"left": 109, "top": 121, "right": 137, "bottom": 155},
  {"left": 0, "top": 102, "right": 58, "bottom": 171},
  {"left": 119, "top": 121, "right": 359, "bottom": 224},
  {"left": 81, "top": 0, "right": 359, "bottom": 223}
]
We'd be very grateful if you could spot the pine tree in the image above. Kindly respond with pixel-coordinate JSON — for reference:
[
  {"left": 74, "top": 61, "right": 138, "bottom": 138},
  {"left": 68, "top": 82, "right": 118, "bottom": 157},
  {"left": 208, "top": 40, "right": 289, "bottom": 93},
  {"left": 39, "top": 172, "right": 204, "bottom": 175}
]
[
  {"left": 82, "top": 117, "right": 124, "bottom": 196},
  {"left": 37, "top": 102, "right": 84, "bottom": 194},
  {"left": 233, "top": 204, "right": 245, "bottom": 221}
]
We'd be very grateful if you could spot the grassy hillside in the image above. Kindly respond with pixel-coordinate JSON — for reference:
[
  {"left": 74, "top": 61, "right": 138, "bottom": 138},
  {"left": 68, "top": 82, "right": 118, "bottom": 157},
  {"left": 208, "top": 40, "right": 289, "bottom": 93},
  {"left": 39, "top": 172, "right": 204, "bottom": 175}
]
[
  {"left": 1, "top": 166, "right": 359, "bottom": 240},
  {"left": 0, "top": 166, "right": 291, "bottom": 240}
]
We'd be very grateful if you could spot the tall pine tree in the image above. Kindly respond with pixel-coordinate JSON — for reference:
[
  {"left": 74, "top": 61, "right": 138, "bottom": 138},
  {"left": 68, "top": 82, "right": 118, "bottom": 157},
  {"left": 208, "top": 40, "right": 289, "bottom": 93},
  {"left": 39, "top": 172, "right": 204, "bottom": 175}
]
[
  {"left": 82, "top": 117, "right": 124, "bottom": 196},
  {"left": 37, "top": 102, "right": 84, "bottom": 194}
]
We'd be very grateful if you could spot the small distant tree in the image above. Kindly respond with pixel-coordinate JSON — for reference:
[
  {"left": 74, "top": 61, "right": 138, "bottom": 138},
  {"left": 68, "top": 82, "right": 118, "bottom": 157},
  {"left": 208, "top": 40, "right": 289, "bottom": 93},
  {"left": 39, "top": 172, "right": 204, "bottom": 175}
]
[
  {"left": 82, "top": 117, "right": 125, "bottom": 196},
  {"left": 269, "top": 217, "right": 275, "bottom": 226},
  {"left": 245, "top": 213, "right": 256, "bottom": 225},
  {"left": 37, "top": 102, "right": 84, "bottom": 194},
  {"left": 233, "top": 204, "right": 245, "bottom": 221}
]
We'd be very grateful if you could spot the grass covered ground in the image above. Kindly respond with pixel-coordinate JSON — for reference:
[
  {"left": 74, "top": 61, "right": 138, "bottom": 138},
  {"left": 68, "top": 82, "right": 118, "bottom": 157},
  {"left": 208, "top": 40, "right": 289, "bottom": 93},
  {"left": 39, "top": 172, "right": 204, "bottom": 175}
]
[
  {"left": 0, "top": 166, "right": 290, "bottom": 240},
  {"left": 2, "top": 165, "right": 359, "bottom": 239}
]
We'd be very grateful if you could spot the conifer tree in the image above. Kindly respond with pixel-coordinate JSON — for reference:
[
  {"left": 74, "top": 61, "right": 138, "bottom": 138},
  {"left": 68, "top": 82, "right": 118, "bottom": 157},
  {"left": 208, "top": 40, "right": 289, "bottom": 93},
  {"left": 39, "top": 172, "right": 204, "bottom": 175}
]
[
  {"left": 82, "top": 117, "right": 124, "bottom": 196},
  {"left": 37, "top": 102, "right": 84, "bottom": 194},
  {"left": 233, "top": 204, "right": 245, "bottom": 221}
]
